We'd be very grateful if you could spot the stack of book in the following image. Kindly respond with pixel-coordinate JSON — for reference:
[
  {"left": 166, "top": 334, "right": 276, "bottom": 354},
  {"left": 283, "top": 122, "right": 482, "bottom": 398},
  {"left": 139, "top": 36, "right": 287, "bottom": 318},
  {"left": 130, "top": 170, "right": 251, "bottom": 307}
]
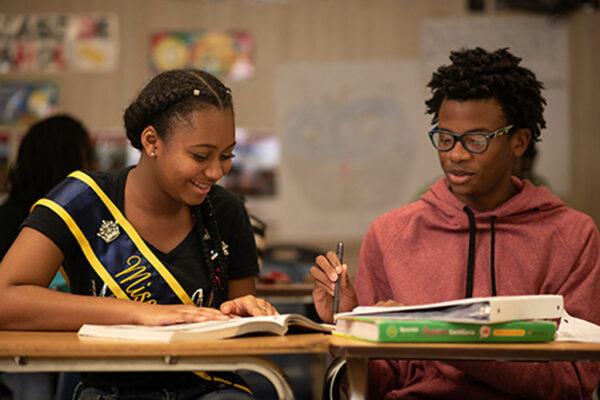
[{"left": 334, "top": 295, "right": 563, "bottom": 343}]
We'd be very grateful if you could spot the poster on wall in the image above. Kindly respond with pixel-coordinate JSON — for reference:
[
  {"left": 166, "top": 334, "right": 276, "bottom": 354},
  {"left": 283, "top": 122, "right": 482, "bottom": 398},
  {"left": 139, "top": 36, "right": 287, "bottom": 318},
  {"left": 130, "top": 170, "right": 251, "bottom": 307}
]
[
  {"left": 0, "top": 81, "right": 58, "bottom": 125},
  {"left": 93, "top": 130, "right": 139, "bottom": 172},
  {"left": 0, "top": 13, "right": 119, "bottom": 73},
  {"left": 219, "top": 127, "right": 279, "bottom": 197},
  {"left": 150, "top": 31, "right": 254, "bottom": 81}
]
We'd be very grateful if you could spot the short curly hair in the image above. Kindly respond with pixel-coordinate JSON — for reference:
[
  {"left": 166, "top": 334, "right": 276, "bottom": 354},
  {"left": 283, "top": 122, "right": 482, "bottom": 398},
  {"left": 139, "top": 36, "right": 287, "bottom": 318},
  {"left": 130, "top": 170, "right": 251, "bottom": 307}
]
[{"left": 425, "top": 47, "right": 546, "bottom": 143}]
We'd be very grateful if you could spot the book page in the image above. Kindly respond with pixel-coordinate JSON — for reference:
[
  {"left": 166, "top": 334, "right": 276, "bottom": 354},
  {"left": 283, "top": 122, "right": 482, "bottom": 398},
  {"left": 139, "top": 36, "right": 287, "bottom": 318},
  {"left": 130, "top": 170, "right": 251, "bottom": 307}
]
[
  {"left": 78, "top": 314, "right": 330, "bottom": 342},
  {"left": 341, "top": 303, "right": 491, "bottom": 323}
]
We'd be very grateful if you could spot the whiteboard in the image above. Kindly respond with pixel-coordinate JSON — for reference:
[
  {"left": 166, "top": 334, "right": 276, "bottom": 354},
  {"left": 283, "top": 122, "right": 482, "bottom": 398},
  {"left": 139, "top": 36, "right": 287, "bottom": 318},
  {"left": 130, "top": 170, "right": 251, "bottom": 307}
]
[{"left": 271, "top": 60, "right": 438, "bottom": 241}]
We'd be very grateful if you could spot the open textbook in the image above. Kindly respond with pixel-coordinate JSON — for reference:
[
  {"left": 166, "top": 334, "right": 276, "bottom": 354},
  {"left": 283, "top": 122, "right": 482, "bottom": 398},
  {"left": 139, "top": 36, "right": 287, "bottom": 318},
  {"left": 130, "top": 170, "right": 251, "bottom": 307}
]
[
  {"left": 78, "top": 314, "right": 332, "bottom": 343},
  {"left": 335, "top": 295, "right": 564, "bottom": 324}
]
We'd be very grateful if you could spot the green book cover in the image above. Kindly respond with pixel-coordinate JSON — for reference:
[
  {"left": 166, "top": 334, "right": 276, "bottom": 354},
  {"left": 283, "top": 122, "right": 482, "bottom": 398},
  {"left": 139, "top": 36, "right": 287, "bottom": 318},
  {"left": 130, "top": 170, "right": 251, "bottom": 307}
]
[{"left": 334, "top": 317, "right": 556, "bottom": 343}]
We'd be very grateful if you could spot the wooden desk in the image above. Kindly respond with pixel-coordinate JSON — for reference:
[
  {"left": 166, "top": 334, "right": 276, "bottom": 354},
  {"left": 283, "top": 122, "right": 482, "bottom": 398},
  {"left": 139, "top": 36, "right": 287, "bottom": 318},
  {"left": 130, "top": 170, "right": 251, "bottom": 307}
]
[
  {"left": 329, "top": 335, "right": 600, "bottom": 400},
  {"left": 255, "top": 283, "right": 323, "bottom": 397},
  {"left": 7, "top": 331, "right": 599, "bottom": 400},
  {"left": 0, "top": 331, "right": 330, "bottom": 400}
]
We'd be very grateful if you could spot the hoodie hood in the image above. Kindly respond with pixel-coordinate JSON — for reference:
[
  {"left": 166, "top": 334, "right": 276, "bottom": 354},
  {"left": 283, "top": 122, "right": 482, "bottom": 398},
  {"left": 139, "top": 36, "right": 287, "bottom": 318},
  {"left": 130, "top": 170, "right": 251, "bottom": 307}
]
[
  {"left": 421, "top": 176, "right": 565, "bottom": 298},
  {"left": 356, "top": 175, "right": 600, "bottom": 399},
  {"left": 421, "top": 176, "right": 565, "bottom": 227}
]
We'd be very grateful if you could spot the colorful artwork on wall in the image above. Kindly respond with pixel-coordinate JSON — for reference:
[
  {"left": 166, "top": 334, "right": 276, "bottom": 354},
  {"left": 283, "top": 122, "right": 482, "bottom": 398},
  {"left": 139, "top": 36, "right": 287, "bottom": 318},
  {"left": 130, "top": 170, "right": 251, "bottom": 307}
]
[
  {"left": 92, "top": 130, "right": 139, "bottom": 172},
  {"left": 150, "top": 31, "right": 254, "bottom": 81},
  {"left": 0, "top": 13, "right": 119, "bottom": 73},
  {"left": 0, "top": 81, "right": 58, "bottom": 125}
]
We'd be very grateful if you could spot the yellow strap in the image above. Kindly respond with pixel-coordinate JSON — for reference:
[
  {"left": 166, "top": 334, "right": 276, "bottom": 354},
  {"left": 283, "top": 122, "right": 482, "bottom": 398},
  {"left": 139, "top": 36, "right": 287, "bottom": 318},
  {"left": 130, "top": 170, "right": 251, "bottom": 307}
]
[
  {"left": 33, "top": 198, "right": 129, "bottom": 299},
  {"left": 193, "top": 371, "right": 253, "bottom": 394},
  {"left": 68, "top": 171, "right": 193, "bottom": 305},
  {"left": 33, "top": 172, "right": 238, "bottom": 386},
  {"left": 32, "top": 171, "right": 193, "bottom": 304}
]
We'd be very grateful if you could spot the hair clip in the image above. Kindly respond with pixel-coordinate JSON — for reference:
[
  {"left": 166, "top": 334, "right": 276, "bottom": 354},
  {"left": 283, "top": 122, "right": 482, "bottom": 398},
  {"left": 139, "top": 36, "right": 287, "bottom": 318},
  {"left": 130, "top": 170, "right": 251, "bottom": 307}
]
[{"left": 193, "top": 89, "right": 200, "bottom": 96}]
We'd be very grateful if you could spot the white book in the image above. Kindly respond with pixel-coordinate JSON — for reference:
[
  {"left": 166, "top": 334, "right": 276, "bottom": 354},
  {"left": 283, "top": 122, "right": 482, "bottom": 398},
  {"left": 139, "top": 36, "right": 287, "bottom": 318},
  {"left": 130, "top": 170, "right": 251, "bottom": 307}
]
[
  {"left": 335, "top": 295, "right": 564, "bottom": 324},
  {"left": 78, "top": 314, "right": 332, "bottom": 343}
]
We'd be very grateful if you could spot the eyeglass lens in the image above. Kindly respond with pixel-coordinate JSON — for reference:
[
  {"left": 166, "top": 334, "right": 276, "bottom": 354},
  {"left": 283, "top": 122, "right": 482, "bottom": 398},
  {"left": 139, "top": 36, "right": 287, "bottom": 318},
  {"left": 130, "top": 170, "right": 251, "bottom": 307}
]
[{"left": 431, "top": 132, "right": 489, "bottom": 153}]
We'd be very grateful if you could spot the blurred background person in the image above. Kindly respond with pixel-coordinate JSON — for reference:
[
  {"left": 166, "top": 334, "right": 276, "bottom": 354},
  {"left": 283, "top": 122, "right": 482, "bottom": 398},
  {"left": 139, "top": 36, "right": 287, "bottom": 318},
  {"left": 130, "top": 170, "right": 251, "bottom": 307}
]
[
  {"left": 0, "top": 114, "right": 94, "bottom": 260},
  {"left": 0, "top": 113, "right": 94, "bottom": 400}
]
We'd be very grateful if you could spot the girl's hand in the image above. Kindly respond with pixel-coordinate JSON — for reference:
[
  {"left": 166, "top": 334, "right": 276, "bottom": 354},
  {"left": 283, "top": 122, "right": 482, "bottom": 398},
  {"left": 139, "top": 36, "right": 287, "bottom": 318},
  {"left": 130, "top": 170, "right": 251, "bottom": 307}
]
[
  {"left": 136, "top": 304, "right": 230, "bottom": 326},
  {"left": 220, "top": 295, "right": 279, "bottom": 317}
]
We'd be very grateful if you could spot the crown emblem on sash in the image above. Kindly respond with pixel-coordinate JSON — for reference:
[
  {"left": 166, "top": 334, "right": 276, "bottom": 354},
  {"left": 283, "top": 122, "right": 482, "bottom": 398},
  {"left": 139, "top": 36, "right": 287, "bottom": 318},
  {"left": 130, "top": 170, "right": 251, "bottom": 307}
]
[
  {"left": 221, "top": 241, "right": 229, "bottom": 256},
  {"left": 97, "top": 220, "right": 120, "bottom": 243}
]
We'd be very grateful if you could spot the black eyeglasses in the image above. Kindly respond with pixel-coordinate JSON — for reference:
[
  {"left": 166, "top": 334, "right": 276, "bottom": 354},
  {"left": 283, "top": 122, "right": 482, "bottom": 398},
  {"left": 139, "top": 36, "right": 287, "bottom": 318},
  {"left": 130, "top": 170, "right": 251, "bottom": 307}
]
[{"left": 428, "top": 125, "right": 513, "bottom": 154}]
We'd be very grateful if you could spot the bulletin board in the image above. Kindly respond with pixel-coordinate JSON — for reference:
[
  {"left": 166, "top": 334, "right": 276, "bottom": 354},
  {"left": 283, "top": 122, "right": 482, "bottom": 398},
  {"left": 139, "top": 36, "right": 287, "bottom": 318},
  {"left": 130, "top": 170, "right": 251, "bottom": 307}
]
[{"left": 0, "top": 13, "right": 119, "bottom": 73}]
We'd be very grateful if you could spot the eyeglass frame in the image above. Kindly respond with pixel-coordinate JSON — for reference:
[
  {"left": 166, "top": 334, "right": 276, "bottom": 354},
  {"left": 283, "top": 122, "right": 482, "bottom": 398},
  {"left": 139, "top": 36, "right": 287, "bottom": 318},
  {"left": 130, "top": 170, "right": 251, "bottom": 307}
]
[{"left": 428, "top": 124, "right": 514, "bottom": 154}]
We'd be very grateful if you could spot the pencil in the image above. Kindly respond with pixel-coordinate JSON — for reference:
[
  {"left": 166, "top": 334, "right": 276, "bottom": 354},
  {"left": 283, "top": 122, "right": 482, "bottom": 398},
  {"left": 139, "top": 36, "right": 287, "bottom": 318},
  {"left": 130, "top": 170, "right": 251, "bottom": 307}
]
[{"left": 333, "top": 241, "right": 344, "bottom": 316}]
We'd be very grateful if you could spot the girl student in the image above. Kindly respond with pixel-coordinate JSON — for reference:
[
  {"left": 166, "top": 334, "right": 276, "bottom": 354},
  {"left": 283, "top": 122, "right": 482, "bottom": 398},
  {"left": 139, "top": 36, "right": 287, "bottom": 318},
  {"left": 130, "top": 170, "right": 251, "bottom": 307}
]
[{"left": 0, "top": 69, "right": 277, "bottom": 400}]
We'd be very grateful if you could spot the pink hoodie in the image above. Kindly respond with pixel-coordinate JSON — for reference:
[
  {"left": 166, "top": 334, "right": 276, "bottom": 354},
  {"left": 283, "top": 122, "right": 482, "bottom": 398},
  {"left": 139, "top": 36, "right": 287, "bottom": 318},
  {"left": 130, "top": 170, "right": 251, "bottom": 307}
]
[{"left": 356, "top": 177, "right": 600, "bottom": 399}]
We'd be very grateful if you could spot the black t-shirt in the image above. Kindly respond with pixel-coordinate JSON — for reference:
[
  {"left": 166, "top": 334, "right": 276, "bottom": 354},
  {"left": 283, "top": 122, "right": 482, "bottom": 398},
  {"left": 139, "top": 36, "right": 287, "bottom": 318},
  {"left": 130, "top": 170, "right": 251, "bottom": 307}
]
[{"left": 23, "top": 167, "right": 259, "bottom": 390}]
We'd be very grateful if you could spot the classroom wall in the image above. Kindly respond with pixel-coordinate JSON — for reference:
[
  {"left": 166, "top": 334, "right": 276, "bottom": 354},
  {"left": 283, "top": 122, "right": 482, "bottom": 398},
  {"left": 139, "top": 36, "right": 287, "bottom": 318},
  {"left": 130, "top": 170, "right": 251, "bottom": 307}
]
[
  {"left": 569, "top": 11, "right": 600, "bottom": 226},
  {"left": 1, "top": 0, "right": 599, "bottom": 269}
]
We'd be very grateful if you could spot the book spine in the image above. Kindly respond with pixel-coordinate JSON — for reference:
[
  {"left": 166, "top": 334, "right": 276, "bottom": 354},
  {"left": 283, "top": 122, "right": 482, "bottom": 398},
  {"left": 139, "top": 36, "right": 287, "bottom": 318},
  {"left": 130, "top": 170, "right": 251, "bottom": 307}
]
[{"left": 376, "top": 320, "right": 556, "bottom": 343}]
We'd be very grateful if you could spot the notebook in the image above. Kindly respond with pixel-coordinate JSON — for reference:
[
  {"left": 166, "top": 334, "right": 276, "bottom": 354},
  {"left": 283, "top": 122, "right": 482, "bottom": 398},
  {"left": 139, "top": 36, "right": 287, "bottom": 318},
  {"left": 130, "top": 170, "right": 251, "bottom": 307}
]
[{"left": 335, "top": 295, "right": 564, "bottom": 324}]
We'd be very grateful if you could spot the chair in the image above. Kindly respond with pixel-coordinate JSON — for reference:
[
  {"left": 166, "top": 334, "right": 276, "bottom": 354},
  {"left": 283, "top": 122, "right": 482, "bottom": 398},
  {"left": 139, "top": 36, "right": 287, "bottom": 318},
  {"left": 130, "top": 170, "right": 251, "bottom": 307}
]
[
  {"left": 250, "top": 244, "right": 326, "bottom": 399},
  {"left": 55, "top": 372, "right": 80, "bottom": 400},
  {"left": 0, "top": 376, "right": 12, "bottom": 400},
  {"left": 261, "top": 243, "right": 323, "bottom": 283},
  {"left": 322, "top": 357, "right": 346, "bottom": 400}
]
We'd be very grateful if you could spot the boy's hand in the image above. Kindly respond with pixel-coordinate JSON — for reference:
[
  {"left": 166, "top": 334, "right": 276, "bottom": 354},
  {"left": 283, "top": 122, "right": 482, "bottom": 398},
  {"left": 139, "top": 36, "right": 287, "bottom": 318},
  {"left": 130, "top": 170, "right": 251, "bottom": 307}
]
[{"left": 310, "top": 251, "right": 358, "bottom": 323}]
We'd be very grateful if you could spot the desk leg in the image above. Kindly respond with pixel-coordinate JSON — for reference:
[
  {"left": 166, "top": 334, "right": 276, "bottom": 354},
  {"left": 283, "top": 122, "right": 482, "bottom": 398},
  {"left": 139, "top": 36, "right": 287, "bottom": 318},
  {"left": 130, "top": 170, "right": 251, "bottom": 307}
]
[
  {"left": 346, "top": 357, "right": 368, "bottom": 400},
  {"left": 0, "top": 356, "right": 294, "bottom": 400},
  {"left": 309, "top": 353, "right": 327, "bottom": 400}
]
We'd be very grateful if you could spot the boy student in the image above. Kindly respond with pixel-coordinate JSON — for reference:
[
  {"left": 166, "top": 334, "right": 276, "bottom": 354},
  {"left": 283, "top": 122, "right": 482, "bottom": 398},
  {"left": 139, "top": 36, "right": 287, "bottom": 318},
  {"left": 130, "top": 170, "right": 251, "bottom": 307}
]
[{"left": 311, "top": 47, "right": 600, "bottom": 399}]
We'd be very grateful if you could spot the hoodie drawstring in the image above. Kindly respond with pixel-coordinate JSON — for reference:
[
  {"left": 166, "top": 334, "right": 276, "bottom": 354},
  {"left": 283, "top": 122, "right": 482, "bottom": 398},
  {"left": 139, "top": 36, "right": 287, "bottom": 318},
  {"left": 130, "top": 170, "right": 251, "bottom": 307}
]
[
  {"left": 463, "top": 207, "right": 498, "bottom": 298},
  {"left": 490, "top": 216, "right": 497, "bottom": 296},
  {"left": 463, "top": 206, "right": 476, "bottom": 298}
]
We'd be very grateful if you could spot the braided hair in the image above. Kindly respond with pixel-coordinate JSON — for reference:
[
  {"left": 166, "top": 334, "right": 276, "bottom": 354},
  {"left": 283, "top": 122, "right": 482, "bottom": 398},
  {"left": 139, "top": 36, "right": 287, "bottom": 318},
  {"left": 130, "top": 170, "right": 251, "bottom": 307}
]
[
  {"left": 123, "top": 69, "right": 234, "bottom": 307},
  {"left": 425, "top": 47, "right": 546, "bottom": 149}
]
